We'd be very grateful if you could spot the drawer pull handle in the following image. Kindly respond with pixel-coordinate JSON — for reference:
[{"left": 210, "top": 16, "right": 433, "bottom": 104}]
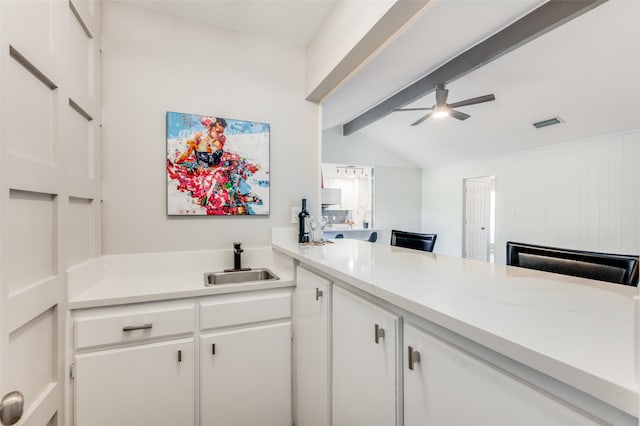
[
  {"left": 178, "top": 350, "right": 182, "bottom": 363},
  {"left": 122, "top": 323, "right": 153, "bottom": 332},
  {"left": 374, "top": 323, "right": 385, "bottom": 344},
  {"left": 408, "top": 346, "right": 421, "bottom": 370},
  {"left": 315, "top": 288, "right": 323, "bottom": 301},
  {"left": 212, "top": 343, "right": 216, "bottom": 355}
]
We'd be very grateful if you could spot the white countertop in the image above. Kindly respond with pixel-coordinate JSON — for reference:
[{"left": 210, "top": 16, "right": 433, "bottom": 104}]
[
  {"left": 67, "top": 247, "right": 294, "bottom": 309},
  {"left": 271, "top": 230, "right": 639, "bottom": 417},
  {"left": 324, "top": 226, "right": 376, "bottom": 231},
  {"left": 68, "top": 270, "right": 294, "bottom": 309}
]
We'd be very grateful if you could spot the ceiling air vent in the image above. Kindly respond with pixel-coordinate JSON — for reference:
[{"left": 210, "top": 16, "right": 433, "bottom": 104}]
[{"left": 533, "top": 117, "right": 563, "bottom": 128}]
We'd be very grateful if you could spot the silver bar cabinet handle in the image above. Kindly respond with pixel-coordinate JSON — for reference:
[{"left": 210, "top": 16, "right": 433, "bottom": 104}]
[
  {"left": 408, "top": 346, "right": 421, "bottom": 370},
  {"left": 374, "top": 323, "right": 385, "bottom": 344},
  {"left": 315, "top": 288, "right": 323, "bottom": 301},
  {"left": 122, "top": 323, "right": 153, "bottom": 332}
]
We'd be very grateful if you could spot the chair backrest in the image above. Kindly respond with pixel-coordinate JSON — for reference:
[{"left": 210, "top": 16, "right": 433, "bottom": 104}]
[
  {"left": 391, "top": 230, "right": 437, "bottom": 252},
  {"left": 506, "top": 241, "right": 639, "bottom": 286},
  {"left": 367, "top": 232, "right": 378, "bottom": 243},
  {"left": 335, "top": 234, "right": 344, "bottom": 239}
]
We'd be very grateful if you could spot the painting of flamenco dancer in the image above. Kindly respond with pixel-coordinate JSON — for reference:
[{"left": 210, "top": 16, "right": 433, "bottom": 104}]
[{"left": 166, "top": 111, "right": 270, "bottom": 215}]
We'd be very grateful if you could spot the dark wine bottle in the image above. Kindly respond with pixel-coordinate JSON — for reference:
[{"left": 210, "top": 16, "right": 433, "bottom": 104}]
[{"left": 298, "top": 198, "right": 310, "bottom": 243}]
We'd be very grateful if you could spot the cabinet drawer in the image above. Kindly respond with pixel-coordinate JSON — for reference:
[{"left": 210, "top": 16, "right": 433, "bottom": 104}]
[
  {"left": 200, "top": 289, "right": 292, "bottom": 330},
  {"left": 75, "top": 301, "right": 196, "bottom": 350}
]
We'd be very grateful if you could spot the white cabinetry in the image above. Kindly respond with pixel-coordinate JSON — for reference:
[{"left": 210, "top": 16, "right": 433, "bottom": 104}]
[
  {"left": 199, "top": 290, "right": 292, "bottom": 426},
  {"left": 293, "top": 266, "right": 331, "bottom": 426},
  {"left": 75, "top": 339, "right": 195, "bottom": 426},
  {"left": 73, "top": 300, "right": 196, "bottom": 426},
  {"left": 403, "top": 323, "right": 598, "bottom": 426},
  {"left": 72, "top": 288, "right": 294, "bottom": 426},
  {"left": 332, "top": 285, "right": 399, "bottom": 426}
]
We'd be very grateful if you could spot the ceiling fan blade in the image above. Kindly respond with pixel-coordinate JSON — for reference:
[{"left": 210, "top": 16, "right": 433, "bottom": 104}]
[
  {"left": 448, "top": 94, "right": 495, "bottom": 109},
  {"left": 450, "top": 109, "right": 470, "bottom": 121},
  {"left": 435, "top": 87, "right": 449, "bottom": 106},
  {"left": 393, "top": 107, "right": 433, "bottom": 112},
  {"left": 410, "top": 112, "right": 432, "bottom": 126}
]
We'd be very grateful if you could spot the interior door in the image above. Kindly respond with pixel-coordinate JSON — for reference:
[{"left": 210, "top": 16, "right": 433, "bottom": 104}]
[
  {"left": 463, "top": 178, "right": 490, "bottom": 261},
  {"left": 0, "top": 2, "right": 66, "bottom": 424},
  {"left": 1, "top": 1, "right": 101, "bottom": 425}
]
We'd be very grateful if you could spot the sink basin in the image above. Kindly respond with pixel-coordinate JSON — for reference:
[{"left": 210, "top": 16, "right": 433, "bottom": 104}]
[{"left": 204, "top": 268, "right": 279, "bottom": 286}]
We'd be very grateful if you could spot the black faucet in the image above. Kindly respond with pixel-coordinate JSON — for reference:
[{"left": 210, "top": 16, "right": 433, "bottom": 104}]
[
  {"left": 233, "top": 242, "right": 243, "bottom": 270},
  {"left": 225, "top": 242, "right": 251, "bottom": 272}
]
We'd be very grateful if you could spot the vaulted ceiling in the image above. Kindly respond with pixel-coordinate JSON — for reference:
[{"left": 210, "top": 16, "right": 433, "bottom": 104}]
[
  {"left": 323, "top": 0, "right": 640, "bottom": 168},
  {"left": 115, "top": 0, "right": 640, "bottom": 169},
  {"left": 114, "top": 0, "right": 335, "bottom": 47}
]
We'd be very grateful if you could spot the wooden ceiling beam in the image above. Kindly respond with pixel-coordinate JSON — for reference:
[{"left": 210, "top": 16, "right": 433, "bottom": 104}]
[{"left": 342, "top": 0, "right": 607, "bottom": 136}]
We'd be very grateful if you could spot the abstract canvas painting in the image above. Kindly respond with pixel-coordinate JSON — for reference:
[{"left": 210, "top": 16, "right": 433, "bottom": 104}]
[{"left": 166, "top": 111, "right": 270, "bottom": 215}]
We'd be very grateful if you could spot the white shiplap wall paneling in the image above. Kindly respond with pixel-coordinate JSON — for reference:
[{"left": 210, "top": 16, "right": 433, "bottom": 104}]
[{"left": 423, "top": 130, "right": 640, "bottom": 263}]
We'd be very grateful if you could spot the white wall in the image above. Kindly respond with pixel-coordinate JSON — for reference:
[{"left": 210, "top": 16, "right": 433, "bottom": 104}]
[
  {"left": 322, "top": 126, "right": 422, "bottom": 242},
  {"left": 422, "top": 129, "right": 640, "bottom": 263},
  {"left": 102, "top": 2, "right": 320, "bottom": 254},
  {"left": 322, "top": 125, "right": 419, "bottom": 168},
  {"left": 375, "top": 166, "right": 422, "bottom": 241}
]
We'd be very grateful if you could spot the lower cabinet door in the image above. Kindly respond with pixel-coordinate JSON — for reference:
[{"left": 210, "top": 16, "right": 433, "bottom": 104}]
[
  {"left": 332, "top": 285, "right": 399, "bottom": 426},
  {"left": 294, "top": 266, "right": 331, "bottom": 426},
  {"left": 75, "top": 338, "right": 195, "bottom": 426},
  {"left": 200, "top": 322, "right": 292, "bottom": 426},
  {"left": 403, "top": 323, "right": 599, "bottom": 426}
]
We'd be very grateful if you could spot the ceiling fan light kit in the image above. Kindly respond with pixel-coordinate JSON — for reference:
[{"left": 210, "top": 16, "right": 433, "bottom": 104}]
[
  {"left": 433, "top": 104, "right": 450, "bottom": 118},
  {"left": 396, "top": 83, "right": 495, "bottom": 126}
]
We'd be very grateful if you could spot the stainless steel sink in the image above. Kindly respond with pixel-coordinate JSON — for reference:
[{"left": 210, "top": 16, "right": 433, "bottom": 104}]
[{"left": 204, "top": 268, "right": 279, "bottom": 286}]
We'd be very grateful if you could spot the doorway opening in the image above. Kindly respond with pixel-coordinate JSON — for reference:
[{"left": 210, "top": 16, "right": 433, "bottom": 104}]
[
  {"left": 321, "top": 163, "right": 373, "bottom": 229},
  {"left": 462, "top": 176, "right": 496, "bottom": 263}
]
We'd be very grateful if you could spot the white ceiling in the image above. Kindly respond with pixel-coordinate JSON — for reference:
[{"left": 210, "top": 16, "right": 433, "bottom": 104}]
[
  {"left": 115, "top": 0, "right": 640, "bottom": 169},
  {"left": 323, "top": 0, "right": 640, "bottom": 168},
  {"left": 114, "top": 0, "right": 336, "bottom": 47}
]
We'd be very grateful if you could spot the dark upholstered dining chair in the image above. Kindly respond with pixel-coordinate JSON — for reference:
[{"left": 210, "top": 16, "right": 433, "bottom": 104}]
[
  {"left": 506, "top": 241, "right": 639, "bottom": 286},
  {"left": 391, "top": 230, "right": 437, "bottom": 252}
]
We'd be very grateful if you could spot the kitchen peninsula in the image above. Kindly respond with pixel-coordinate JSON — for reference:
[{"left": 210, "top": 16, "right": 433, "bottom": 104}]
[{"left": 272, "top": 228, "right": 639, "bottom": 425}]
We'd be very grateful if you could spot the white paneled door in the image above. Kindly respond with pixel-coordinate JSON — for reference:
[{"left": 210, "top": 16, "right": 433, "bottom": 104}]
[
  {"left": 463, "top": 177, "right": 491, "bottom": 261},
  {"left": 0, "top": 1, "right": 101, "bottom": 425}
]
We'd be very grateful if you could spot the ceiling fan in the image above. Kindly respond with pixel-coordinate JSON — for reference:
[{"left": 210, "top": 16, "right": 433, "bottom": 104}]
[{"left": 395, "top": 83, "right": 495, "bottom": 126}]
